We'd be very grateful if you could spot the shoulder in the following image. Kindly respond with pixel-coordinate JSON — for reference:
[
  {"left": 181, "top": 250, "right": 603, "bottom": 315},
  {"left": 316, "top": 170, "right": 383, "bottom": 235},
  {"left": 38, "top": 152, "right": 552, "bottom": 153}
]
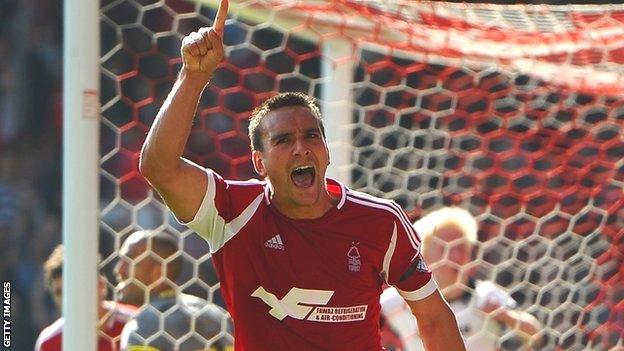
[
  {"left": 224, "top": 178, "right": 266, "bottom": 200},
  {"left": 210, "top": 173, "right": 267, "bottom": 209},
  {"left": 210, "top": 170, "right": 264, "bottom": 192},
  {"left": 103, "top": 300, "right": 138, "bottom": 323},
  {"left": 345, "top": 188, "right": 409, "bottom": 221},
  {"left": 180, "top": 294, "right": 226, "bottom": 314},
  {"left": 35, "top": 318, "right": 64, "bottom": 350},
  {"left": 119, "top": 318, "right": 138, "bottom": 349}
]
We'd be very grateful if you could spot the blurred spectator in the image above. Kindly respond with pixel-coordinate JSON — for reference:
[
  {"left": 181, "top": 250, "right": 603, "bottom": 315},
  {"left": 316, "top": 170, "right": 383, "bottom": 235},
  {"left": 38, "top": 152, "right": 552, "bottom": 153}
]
[
  {"left": 381, "top": 207, "right": 542, "bottom": 351},
  {"left": 115, "top": 231, "right": 233, "bottom": 350},
  {"left": 0, "top": 1, "right": 63, "bottom": 348},
  {"left": 34, "top": 245, "right": 136, "bottom": 351}
]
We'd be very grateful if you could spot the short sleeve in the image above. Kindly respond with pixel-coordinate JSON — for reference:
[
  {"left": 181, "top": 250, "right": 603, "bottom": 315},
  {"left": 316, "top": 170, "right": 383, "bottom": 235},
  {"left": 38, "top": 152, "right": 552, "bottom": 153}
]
[
  {"left": 119, "top": 319, "right": 137, "bottom": 350},
  {"left": 182, "top": 169, "right": 265, "bottom": 253},
  {"left": 382, "top": 206, "right": 437, "bottom": 301},
  {"left": 183, "top": 170, "right": 229, "bottom": 242}
]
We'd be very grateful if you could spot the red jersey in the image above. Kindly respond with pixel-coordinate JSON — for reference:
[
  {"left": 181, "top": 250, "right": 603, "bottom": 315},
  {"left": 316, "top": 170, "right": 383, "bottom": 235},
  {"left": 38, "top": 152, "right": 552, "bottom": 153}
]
[
  {"left": 35, "top": 301, "right": 136, "bottom": 351},
  {"left": 186, "top": 171, "right": 435, "bottom": 351}
]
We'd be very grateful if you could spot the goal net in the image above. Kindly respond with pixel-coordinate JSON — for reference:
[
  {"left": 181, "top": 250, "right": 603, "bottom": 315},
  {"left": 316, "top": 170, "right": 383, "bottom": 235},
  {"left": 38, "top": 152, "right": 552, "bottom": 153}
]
[{"left": 98, "top": 0, "right": 624, "bottom": 349}]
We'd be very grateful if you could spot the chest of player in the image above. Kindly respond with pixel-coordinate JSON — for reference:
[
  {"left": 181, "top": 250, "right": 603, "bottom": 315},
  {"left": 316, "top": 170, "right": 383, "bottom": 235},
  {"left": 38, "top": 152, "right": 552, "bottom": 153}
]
[{"left": 216, "top": 203, "right": 392, "bottom": 311}]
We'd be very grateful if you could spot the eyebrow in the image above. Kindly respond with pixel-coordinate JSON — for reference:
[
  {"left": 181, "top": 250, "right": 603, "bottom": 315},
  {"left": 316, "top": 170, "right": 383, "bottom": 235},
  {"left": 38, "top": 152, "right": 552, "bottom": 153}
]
[
  {"left": 269, "top": 132, "right": 292, "bottom": 143},
  {"left": 269, "top": 128, "right": 321, "bottom": 143}
]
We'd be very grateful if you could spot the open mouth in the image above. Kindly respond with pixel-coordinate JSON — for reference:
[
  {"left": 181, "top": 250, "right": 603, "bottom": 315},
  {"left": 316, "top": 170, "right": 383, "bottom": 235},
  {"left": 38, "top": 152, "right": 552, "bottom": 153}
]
[{"left": 291, "top": 165, "right": 315, "bottom": 188}]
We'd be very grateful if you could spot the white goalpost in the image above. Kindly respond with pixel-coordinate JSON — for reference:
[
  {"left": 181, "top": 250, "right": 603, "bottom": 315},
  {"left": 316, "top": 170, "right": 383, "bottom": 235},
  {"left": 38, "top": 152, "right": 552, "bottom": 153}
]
[{"left": 62, "top": 0, "right": 100, "bottom": 349}]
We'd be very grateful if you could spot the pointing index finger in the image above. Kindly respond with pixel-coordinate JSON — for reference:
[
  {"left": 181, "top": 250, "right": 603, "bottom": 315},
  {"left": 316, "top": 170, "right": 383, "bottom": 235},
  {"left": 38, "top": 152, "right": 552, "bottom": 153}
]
[{"left": 214, "top": 0, "right": 229, "bottom": 36}]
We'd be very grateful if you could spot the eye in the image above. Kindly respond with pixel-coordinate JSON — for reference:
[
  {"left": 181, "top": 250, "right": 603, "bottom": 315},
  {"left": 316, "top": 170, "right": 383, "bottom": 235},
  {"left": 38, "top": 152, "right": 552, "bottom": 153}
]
[
  {"left": 276, "top": 137, "right": 289, "bottom": 144},
  {"left": 307, "top": 131, "right": 320, "bottom": 139}
]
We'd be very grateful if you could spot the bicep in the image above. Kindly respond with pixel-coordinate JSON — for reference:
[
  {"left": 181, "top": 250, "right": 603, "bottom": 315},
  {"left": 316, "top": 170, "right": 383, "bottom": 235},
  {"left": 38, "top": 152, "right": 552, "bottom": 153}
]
[{"left": 147, "top": 158, "right": 208, "bottom": 223}]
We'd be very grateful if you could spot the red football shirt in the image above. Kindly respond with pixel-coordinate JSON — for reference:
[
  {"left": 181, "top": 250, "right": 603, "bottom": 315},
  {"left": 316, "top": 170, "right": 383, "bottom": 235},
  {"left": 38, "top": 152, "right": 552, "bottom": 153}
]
[
  {"left": 35, "top": 301, "right": 136, "bottom": 351},
  {"left": 186, "top": 172, "right": 435, "bottom": 351}
]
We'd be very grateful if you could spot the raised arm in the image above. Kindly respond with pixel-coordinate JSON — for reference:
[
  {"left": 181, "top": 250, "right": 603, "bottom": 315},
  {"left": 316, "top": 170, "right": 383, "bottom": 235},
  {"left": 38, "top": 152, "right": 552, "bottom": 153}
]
[
  {"left": 407, "top": 290, "right": 466, "bottom": 351},
  {"left": 139, "top": 0, "right": 229, "bottom": 222}
]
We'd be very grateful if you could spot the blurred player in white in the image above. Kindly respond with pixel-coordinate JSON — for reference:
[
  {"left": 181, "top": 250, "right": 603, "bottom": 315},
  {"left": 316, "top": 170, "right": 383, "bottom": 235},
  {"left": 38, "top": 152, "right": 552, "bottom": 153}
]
[
  {"left": 115, "top": 231, "right": 233, "bottom": 350},
  {"left": 380, "top": 207, "right": 542, "bottom": 351}
]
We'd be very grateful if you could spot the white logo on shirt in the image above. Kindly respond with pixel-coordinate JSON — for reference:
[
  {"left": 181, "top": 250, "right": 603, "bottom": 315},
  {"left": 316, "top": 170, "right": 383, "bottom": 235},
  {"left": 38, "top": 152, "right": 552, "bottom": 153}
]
[
  {"left": 264, "top": 234, "right": 284, "bottom": 250},
  {"left": 347, "top": 242, "right": 361, "bottom": 272},
  {"left": 251, "top": 287, "right": 368, "bottom": 323}
]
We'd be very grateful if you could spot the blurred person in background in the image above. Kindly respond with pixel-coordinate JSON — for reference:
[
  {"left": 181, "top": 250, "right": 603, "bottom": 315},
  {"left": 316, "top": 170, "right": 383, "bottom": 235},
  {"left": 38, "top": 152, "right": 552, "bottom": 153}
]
[
  {"left": 381, "top": 207, "right": 542, "bottom": 351},
  {"left": 115, "top": 230, "right": 233, "bottom": 350},
  {"left": 34, "top": 245, "right": 136, "bottom": 351}
]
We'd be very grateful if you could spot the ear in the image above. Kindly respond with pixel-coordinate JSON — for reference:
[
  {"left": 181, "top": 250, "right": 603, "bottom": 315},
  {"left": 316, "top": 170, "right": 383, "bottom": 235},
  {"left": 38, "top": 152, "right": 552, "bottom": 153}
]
[
  {"left": 151, "top": 264, "right": 163, "bottom": 284},
  {"left": 326, "top": 145, "right": 331, "bottom": 166},
  {"left": 97, "top": 276, "right": 107, "bottom": 297},
  {"left": 252, "top": 150, "right": 267, "bottom": 178}
]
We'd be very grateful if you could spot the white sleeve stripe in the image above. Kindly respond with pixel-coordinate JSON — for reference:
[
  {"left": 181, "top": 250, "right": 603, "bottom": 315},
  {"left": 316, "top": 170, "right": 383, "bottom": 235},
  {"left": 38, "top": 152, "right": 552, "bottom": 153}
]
[
  {"left": 396, "top": 278, "right": 437, "bottom": 301},
  {"left": 35, "top": 318, "right": 64, "bottom": 349},
  {"left": 346, "top": 193, "right": 420, "bottom": 250},
  {"left": 185, "top": 169, "right": 216, "bottom": 227},
  {"left": 186, "top": 169, "right": 263, "bottom": 253},
  {"left": 346, "top": 191, "right": 420, "bottom": 250},
  {"left": 218, "top": 193, "right": 264, "bottom": 253},
  {"left": 381, "top": 223, "right": 398, "bottom": 284},
  {"left": 380, "top": 195, "right": 422, "bottom": 251}
]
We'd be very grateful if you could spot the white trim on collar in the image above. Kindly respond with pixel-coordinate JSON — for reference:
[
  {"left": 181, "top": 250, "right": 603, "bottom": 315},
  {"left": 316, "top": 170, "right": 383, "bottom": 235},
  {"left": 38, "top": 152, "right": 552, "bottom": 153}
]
[{"left": 262, "top": 177, "right": 347, "bottom": 211}]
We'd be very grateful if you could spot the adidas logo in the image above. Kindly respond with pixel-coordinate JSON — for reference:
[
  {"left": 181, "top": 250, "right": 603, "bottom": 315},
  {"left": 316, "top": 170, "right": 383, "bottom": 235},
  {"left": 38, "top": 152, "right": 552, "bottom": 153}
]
[
  {"left": 415, "top": 255, "right": 428, "bottom": 273},
  {"left": 264, "top": 234, "right": 285, "bottom": 250}
]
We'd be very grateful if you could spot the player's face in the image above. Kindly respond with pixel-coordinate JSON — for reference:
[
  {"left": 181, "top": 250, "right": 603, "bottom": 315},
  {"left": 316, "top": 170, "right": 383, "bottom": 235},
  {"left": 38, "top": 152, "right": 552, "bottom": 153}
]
[
  {"left": 252, "top": 106, "right": 332, "bottom": 218},
  {"left": 50, "top": 276, "right": 107, "bottom": 312},
  {"left": 423, "top": 225, "right": 472, "bottom": 297},
  {"left": 114, "top": 241, "right": 160, "bottom": 306},
  {"left": 51, "top": 276, "right": 63, "bottom": 310}
]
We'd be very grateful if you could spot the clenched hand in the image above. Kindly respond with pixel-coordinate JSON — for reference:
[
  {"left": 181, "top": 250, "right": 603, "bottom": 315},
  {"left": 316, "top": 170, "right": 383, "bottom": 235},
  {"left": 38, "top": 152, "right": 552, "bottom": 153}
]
[{"left": 180, "top": 0, "right": 229, "bottom": 78}]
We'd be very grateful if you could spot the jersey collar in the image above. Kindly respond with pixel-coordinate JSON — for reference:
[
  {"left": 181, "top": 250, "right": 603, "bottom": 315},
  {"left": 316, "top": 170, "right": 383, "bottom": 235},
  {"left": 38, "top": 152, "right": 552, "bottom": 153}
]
[{"left": 263, "top": 177, "right": 348, "bottom": 210}]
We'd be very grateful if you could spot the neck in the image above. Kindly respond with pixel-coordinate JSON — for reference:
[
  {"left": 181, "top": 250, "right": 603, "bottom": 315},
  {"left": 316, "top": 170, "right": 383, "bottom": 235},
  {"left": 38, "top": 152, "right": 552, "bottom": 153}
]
[{"left": 272, "top": 190, "right": 338, "bottom": 219}]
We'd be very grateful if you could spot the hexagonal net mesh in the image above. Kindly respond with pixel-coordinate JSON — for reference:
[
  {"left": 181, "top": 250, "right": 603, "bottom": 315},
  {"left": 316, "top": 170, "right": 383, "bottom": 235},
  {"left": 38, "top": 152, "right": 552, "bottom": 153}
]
[{"left": 98, "top": 0, "right": 624, "bottom": 350}]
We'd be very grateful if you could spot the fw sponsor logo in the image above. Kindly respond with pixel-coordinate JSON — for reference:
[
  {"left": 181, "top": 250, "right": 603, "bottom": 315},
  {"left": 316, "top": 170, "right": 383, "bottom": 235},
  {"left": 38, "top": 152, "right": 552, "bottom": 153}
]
[
  {"left": 252, "top": 286, "right": 367, "bottom": 323},
  {"left": 3, "top": 281, "right": 10, "bottom": 348}
]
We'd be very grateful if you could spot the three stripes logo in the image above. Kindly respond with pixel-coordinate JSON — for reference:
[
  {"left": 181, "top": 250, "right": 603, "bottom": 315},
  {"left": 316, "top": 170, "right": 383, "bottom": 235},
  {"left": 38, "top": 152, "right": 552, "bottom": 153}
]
[{"left": 264, "top": 234, "right": 285, "bottom": 250}]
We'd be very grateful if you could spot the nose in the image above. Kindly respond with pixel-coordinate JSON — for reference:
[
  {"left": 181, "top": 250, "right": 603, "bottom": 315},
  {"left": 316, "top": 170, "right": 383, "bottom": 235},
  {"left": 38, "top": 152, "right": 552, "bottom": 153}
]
[{"left": 292, "top": 136, "right": 311, "bottom": 156}]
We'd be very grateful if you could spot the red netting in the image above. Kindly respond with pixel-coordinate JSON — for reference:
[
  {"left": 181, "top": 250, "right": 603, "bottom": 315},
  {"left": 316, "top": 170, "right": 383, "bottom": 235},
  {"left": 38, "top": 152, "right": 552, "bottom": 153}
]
[{"left": 99, "top": 0, "right": 624, "bottom": 349}]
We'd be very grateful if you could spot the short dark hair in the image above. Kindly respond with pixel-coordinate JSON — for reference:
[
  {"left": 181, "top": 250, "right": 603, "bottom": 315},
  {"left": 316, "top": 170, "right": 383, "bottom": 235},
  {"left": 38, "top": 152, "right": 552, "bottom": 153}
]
[
  {"left": 248, "top": 92, "right": 325, "bottom": 151},
  {"left": 44, "top": 245, "right": 103, "bottom": 291}
]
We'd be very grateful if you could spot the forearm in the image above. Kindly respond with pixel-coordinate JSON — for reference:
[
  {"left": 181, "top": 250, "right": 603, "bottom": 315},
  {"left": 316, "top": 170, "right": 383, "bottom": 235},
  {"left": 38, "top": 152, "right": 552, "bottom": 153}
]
[
  {"left": 139, "top": 69, "right": 210, "bottom": 181},
  {"left": 417, "top": 305, "right": 465, "bottom": 351}
]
